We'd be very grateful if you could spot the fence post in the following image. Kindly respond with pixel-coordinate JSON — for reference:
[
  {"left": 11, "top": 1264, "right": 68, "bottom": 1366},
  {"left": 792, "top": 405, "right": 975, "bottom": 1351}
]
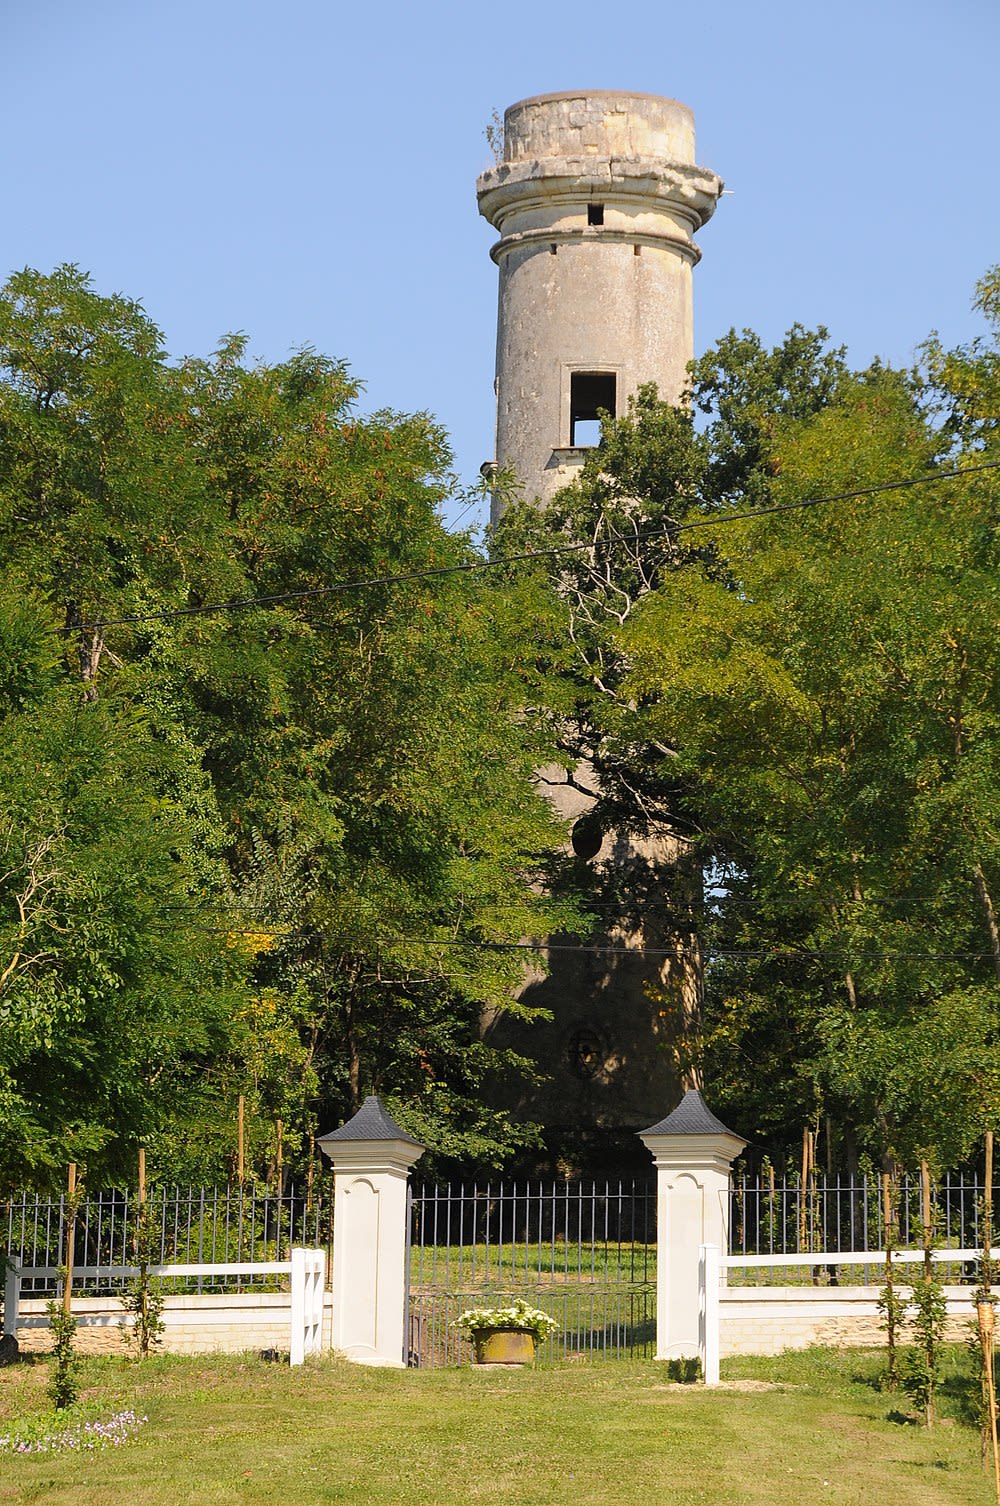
[
  {"left": 290, "top": 1247, "right": 306, "bottom": 1366},
  {"left": 317, "top": 1097, "right": 424, "bottom": 1367},
  {"left": 640, "top": 1089, "right": 746, "bottom": 1361},
  {"left": 289, "top": 1247, "right": 325, "bottom": 1366},
  {"left": 700, "top": 1243, "right": 721, "bottom": 1385},
  {"left": 3, "top": 1262, "right": 18, "bottom": 1338}
]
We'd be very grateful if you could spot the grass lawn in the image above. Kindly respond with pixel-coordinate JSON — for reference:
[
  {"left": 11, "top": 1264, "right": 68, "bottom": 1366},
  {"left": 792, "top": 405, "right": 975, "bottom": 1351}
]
[{"left": 0, "top": 1346, "right": 995, "bottom": 1505}]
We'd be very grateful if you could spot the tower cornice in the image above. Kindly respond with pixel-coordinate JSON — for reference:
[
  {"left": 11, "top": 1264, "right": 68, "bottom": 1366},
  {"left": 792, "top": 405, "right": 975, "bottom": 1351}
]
[
  {"left": 487, "top": 224, "right": 703, "bottom": 268},
  {"left": 477, "top": 157, "right": 722, "bottom": 232}
]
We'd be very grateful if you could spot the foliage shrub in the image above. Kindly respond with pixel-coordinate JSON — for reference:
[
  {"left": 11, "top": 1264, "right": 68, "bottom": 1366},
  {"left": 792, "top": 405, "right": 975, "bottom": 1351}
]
[{"left": 45, "top": 1302, "right": 79, "bottom": 1411}]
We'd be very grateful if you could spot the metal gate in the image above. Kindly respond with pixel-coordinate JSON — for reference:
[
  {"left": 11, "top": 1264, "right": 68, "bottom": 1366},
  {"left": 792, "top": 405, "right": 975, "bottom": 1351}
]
[{"left": 407, "top": 1178, "right": 656, "bottom": 1366}]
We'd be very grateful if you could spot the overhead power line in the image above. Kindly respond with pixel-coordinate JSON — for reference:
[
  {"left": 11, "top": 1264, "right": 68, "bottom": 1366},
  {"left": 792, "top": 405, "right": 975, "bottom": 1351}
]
[
  {"left": 78, "top": 457, "right": 1000, "bottom": 631},
  {"left": 214, "top": 925, "right": 1000, "bottom": 965}
]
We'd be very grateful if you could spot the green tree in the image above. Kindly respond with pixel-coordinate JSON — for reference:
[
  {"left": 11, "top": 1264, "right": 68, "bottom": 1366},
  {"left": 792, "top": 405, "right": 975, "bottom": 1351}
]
[
  {"left": 0, "top": 585, "right": 244, "bottom": 1189},
  {"left": 489, "top": 329, "right": 857, "bottom": 1106},
  {"left": 0, "top": 266, "right": 578, "bottom": 1184},
  {"left": 623, "top": 353, "right": 1000, "bottom": 1168},
  {"left": 494, "top": 290, "right": 1000, "bottom": 1170}
]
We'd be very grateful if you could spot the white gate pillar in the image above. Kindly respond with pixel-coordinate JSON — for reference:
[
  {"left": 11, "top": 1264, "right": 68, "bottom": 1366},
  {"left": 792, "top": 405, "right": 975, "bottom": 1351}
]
[
  {"left": 639, "top": 1089, "right": 746, "bottom": 1362},
  {"left": 317, "top": 1096, "right": 424, "bottom": 1368}
]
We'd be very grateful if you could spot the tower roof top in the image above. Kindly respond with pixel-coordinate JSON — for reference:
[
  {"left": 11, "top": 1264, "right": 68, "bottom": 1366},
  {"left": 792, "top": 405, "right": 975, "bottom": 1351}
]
[
  {"left": 500, "top": 90, "right": 696, "bottom": 168},
  {"left": 506, "top": 89, "right": 689, "bottom": 113}
]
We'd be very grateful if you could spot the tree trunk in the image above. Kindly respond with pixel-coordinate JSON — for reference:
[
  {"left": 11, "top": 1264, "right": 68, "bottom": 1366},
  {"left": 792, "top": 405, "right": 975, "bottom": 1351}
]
[{"left": 974, "top": 864, "right": 1000, "bottom": 984}]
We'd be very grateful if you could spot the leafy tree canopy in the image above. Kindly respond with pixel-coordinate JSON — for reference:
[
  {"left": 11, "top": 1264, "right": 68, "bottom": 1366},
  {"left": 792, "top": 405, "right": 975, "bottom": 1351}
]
[
  {"left": 0, "top": 266, "right": 578, "bottom": 1188},
  {"left": 494, "top": 274, "right": 1000, "bottom": 1172}
]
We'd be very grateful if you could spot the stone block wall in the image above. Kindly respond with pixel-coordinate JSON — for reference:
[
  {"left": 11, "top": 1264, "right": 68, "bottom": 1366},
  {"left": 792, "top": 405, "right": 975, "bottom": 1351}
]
[
  {"left": 719, "top": 1285, "right": 978, "bottom": 1358},
  {"left": 13, "top": 1292, "right": 334, "bottom": 1356}
]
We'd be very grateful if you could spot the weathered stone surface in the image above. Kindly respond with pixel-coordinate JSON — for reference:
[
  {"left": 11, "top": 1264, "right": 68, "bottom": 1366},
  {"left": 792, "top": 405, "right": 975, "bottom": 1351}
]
[
  {"left": 502, "top": 91, "right": 697, "bottom": 167},
  {"left": 478, "top": 90, "right": 722, "bottom": 515},
  {"left": 477, "top": 92, "right": 722, "bottom": 1171}
]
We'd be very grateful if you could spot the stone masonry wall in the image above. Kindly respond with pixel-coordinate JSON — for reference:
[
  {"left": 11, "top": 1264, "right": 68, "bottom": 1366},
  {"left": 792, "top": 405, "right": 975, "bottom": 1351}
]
[
  {"left": 720, "top": 1285, "right": 978, "bottom": 1358},
  {"left": 13, "top": 1292, "right": 334, "bottom": 1357}
]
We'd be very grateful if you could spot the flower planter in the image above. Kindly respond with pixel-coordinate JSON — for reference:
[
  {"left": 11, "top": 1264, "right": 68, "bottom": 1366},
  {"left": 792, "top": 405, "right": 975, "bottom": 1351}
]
[
  {"left": 472, "top": 1328, "right": 536, "bottom": 1365},
  {"left": 454, "top": 1299, "right": 556, "bottom": 1361}
]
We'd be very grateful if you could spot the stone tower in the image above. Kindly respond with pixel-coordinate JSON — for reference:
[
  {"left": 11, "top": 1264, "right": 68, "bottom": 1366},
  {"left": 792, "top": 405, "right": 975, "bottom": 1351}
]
[
  {"left": 477, "top": 92, "right": 722, "bottom": 1172},
  {"left": 477, "top": 90, "right": 722, "bottom": 515}
]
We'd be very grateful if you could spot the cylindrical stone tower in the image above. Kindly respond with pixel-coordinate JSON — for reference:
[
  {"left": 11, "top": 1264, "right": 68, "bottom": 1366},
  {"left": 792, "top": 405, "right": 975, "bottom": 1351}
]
[
  {"left": 477, "top": 92, "right": 721, "bottom": 1174},
  {"left": 477, "top": 91, "right": 722, "bottom": 513}
]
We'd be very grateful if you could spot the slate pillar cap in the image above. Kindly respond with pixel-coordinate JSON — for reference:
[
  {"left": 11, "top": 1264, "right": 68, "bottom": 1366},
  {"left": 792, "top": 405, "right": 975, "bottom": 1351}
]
[
  {"left": 640, "top": 1087, "right": 746, "bottom": 1147},
  {"left": 316, "top": 1094, "right": 424, "bottom": 1150}
]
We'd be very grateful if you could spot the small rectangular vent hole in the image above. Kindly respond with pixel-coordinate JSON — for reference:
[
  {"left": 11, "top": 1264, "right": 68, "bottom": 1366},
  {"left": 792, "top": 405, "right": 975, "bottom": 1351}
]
[{"left": 587, "top": 203, "right": 604, "bottom": 226}]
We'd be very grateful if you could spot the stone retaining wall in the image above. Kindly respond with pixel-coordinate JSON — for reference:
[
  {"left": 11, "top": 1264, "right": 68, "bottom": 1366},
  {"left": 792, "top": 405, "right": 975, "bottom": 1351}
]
[
  {"left": 720, "top": 1284, "right": 977, "bottom": 1357},
  {"left": 13, "top": 1293, "right": 334, "bottom": 1356}
]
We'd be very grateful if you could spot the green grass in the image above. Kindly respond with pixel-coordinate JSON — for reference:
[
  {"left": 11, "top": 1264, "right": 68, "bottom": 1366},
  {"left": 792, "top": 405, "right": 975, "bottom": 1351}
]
[
  {"left": 0, "top": 1346, "right": 994, "bottom": 1505},
  {"left": 409, "top": 1239, "right": 656, "bottom": 1287}
]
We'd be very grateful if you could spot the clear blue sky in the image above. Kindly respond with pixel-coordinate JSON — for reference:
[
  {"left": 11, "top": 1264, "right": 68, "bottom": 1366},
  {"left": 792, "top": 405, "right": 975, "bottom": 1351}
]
[{"left": 4, "top": 0, "right": 997, "bottom": 529}]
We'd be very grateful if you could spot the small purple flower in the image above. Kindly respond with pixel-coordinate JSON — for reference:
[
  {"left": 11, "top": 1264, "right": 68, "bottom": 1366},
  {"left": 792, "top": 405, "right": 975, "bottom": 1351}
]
[{"left": 1, "top": 1408, "right": 148, "bottom": 1457}]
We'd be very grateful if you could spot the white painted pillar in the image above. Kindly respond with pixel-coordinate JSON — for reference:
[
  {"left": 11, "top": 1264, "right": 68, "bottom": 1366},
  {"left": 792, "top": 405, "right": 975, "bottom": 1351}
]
[
  {"left": 639, "top": 1089, "right": 745, "bottom": 1362},
  {"left": 317, "top": 1097, "right": 424, "bottom": 1368}
]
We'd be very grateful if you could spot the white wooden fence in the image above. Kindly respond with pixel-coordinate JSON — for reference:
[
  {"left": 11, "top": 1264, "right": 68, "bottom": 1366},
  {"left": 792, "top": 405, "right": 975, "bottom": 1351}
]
[
  {"left": 699, "top": 1243, "right": 1000, "bottom": 1384},
  {"left": 2, "top": 1250, "right": 325, "bottom": 1365}
]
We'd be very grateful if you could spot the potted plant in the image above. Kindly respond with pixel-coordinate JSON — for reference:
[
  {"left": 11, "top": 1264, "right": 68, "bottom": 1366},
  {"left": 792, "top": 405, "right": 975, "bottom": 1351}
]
[{"left": 452, "top": 1298, "right": 558, "bottom": 1365}]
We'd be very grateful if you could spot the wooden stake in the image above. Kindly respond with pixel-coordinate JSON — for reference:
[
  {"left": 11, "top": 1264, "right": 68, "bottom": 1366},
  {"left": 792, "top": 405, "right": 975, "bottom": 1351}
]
[
  {"left": 983, "top": 1133, "right": 997, "bottom": 1474},
  {"left": 134, "top": 1146, "right": 147, "bottom": 1261},
  {"left": 237, "top": 1095, "right": 245, "bottom": 1186},
  {"left": 799, "top": 1127, "right": 810, "bottom": 1252},
  {"left": 882, "top": 1170, "right": 893, "bottom": 1248},
  {"left": 306, "top": 1131, "right": 316, "bottom": 1211},
  {"left": 136, "top": 1147, "right": 151, "bottom": 1352},
  {"left": 979, "top": 1299, "right": 1000, "bottom": 1503},
  {"left": 920, "top": 1159, "right": 933, "bottom": 1278},
  {"left": 920, "top": 1158, "right": 935, "bottom": 1429},
  {"left": 882, "top": 1170, "right": 897, "bottom": 1388},
  {"left": 987, "top": 1132, "right": 995, "bottom": 1288},
  {"left": 62, "top": 1163, "right": 77, "bottom": 1315}
]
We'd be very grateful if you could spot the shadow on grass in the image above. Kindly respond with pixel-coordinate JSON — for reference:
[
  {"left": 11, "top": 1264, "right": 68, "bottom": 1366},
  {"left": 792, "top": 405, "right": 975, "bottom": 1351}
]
[{"left": 937, "top": 1368, "right": 981, "bottom": 1429}]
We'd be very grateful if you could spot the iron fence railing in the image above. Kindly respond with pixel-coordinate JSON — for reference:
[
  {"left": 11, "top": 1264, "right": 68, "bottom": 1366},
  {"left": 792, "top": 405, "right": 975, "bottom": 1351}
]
[
  {"left": 407, "top": 1179, "right": 656, "bottom": 1364},
  {"left": 729, "top": 1170, "right": 996, "bottom": 1257},
  {"left": 408, "top": 1178, "right": 657, "bottom": 1289},
  {"left": 6, "top": 1168, "right": 994, "bottom": 1316},
  {"left": 1, "top": 1184, "right": 333, "bottom": 1298},
  {"left": 408, "top": 1285, "right": 656, "bottom": 1367}
]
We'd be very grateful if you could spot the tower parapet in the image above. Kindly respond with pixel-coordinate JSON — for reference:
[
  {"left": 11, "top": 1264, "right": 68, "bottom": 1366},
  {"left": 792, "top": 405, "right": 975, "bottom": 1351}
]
[{"left": 478, "top": 91, "right": 722, "bottom": 514}]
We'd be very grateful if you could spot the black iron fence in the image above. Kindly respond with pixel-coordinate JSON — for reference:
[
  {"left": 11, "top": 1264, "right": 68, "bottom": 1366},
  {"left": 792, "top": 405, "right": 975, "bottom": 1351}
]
[
  {"left": 6, "top": 1168, "right": 994, "bottom": 1341},
  {"left": 730, "top": 1169, "right": 995, "bottom": 1257},
  {"left": 407, "top": 1179, "right": 656, "bottom": 1365},
  {"left": 2, "top": 1183, "right": 333, "bottom": 1298}
]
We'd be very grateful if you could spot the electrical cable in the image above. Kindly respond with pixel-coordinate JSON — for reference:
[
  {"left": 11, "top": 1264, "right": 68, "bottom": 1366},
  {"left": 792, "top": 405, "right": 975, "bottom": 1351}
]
[
  {"left": 76, "top": 456, "right": 1000, "bottom": 631},
  {"left": 209, "top": 925, "right": 1000, "bottom": 964}
]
